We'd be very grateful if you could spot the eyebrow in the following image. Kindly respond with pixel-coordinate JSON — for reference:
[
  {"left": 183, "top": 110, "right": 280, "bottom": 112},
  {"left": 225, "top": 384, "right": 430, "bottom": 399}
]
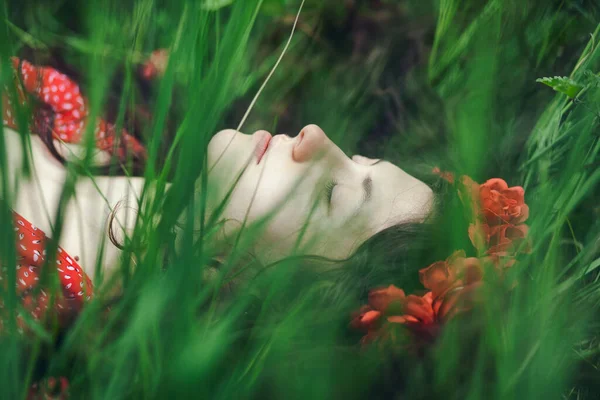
[{"left": 362, "top": 176, "right": 373, "bottom": 203}]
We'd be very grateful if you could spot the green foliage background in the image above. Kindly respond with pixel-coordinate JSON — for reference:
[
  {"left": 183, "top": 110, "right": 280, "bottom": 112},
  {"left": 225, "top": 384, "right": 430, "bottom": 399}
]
[{"left": 0, "top": 0, "right": 600, "bottom": 398}]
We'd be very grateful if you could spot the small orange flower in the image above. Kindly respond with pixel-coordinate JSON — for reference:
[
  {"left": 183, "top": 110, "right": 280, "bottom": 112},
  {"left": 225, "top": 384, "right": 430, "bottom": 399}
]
[
  {"left": 419, "top": 251, "right": 483, "bottom": 321},
  {"left": 368, "top": 284, "right": 407, "bottom": 314},
  {"left": 469, "top": 222, "right": 530, "bottom": 256},
  {"left": 397, "top": 293, "right": 435, "bottom": 325},
  {"left": 432, "top": 167, "right": 455, "bottom": 184},
  {"left": 479, "top": 178, "right": 529, "bottom": 226},
  {"left": 141, "top": 49, "right": 169, "bottom": 80},
  {"left": 351, "top": 285, "right": 407, "bottom": 342},
  {"left": 486, "top": 223, "right": 530, "bottom": 256}
]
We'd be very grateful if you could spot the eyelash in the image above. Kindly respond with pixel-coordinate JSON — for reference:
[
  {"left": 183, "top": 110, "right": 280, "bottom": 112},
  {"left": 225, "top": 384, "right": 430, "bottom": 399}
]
[{"left": 325, "top": 180, "right": 337, "bottom": 203}]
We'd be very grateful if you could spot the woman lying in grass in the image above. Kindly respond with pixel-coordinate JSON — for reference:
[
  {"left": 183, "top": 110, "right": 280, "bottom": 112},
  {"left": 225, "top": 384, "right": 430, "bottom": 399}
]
[{"left": 2, "top": 56, "right": 436, "bottom": 331}]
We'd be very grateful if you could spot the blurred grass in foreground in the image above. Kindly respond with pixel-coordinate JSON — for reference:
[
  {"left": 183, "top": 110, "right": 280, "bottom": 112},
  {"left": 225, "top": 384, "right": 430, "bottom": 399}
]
[{"left": 0, "top": 0, "right": 599, "bottom": 399}]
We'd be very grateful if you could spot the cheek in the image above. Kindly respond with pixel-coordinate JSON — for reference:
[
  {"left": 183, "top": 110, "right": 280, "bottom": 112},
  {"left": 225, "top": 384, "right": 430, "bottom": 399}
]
[
  {"left": 207, "top": 131, "right": 254, "bottom": 183},
  {"left": 221, "top": 169, "right": 300, "bottom": 223}
]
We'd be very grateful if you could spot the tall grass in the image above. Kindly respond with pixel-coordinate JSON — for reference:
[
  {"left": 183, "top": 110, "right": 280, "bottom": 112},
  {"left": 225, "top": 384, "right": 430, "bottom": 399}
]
[{"left": 1, "top": 0, "right": 599, "bottom": 399}]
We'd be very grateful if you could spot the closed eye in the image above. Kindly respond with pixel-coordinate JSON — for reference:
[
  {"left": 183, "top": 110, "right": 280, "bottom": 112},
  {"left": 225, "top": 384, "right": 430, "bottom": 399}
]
[{"left": 325, "top": 180, "right": 337, "bottom": 204}]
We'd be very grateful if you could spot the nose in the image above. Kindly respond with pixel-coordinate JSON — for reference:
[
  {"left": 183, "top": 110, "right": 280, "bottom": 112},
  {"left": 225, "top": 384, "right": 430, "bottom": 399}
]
[{"left": 292, "top": 124, "right": 329, "bottom": 162}]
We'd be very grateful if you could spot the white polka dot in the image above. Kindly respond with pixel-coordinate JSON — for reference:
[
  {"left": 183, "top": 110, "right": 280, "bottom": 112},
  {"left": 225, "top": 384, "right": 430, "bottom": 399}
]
[
  {"left": 66, "top": 283, "right": 72, "bottom": 289},
  {"left": 44, "top": 94, "right": 50, "bottom": 102},
  {"left": 60, "top": 134, "right": 67, "bottom": 140},
  {"left": 59, "top": 84, "right": 65, "bottom": 92},
  {"left": 53, "top": 95, "right": 60, "bottom": 102},
  {"left": 72, "top": 110, "right": 80, "bottom": 119},
  {"left": 63, "top": 103, "right": 73, "bottom": 110},
  {"left": 51, "top": 85, "right": 57, "bottom": 92},
  {"left": 64, "top": 275, "right": 71, "bottom": 279}
]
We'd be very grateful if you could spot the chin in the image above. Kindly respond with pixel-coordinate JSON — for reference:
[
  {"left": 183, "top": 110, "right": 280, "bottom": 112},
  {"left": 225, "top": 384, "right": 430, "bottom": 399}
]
[{"left": 207, "top": 129, "right": 242, "bottom": 169}]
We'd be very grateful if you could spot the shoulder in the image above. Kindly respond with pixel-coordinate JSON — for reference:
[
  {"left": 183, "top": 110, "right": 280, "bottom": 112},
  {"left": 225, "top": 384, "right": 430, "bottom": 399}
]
[{"left": 4, "top": 127, "right": 148, "bottom": 281}]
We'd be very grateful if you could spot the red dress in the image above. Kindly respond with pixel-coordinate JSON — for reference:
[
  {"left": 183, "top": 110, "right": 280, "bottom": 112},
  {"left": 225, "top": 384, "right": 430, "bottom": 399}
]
[
  {"left": 2, "top": 54, "right": 163, "bottom": 400},
  {"left": 1, "top": 57, "right": 147, "bottom": 330}
]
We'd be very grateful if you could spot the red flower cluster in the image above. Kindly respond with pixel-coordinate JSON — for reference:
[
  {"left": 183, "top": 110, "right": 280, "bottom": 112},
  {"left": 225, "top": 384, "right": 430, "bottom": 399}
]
[
  {"left": 352, "top": 173, "right": 530, "bottom": 345},
  {"left": 352, "top": 251, "right": 484, "bottom": 344}
]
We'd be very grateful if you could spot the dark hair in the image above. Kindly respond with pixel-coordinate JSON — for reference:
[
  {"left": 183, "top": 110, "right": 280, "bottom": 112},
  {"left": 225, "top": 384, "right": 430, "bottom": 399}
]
[
  {"left": 338, "top": 174, "right": 473, "bottom": 296},
  {"left": 234, "top": 173, "right": 473, "bottom": 310}
]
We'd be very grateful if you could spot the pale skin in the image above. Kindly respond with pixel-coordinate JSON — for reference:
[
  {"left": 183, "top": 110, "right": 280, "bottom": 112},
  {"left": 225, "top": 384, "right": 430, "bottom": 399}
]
[{"left": 3, "top": 124, "right": 434, "bottom": 281}]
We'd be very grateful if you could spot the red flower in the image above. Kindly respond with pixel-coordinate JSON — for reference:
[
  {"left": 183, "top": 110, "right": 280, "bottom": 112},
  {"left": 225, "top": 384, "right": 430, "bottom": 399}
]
[
  {"left": 432, "top": 167, "right": 455, "bottom": 184},
  {"left": 458, "top": 177, "right": 529, "bottom": 227},
  {"left": 351, "top": 285, "right": 406, "bottom": 343},
  {"left": 351, "top": 287, "right": 439, "bottom": 345},
  {"left": 419, "top": 251, "right": 483, "bottom": 321},
  {"left": 486, "top": 223, "right": 530, "bottom": 256},
  {"left": 469, "top": 222, "right": 530, "bottom": 256},
  {"left": 141, "top": 49, "right": 169, "bottom": 80},
  {"left": 479, "top": 178, "right": 529, "bottom": 226}
]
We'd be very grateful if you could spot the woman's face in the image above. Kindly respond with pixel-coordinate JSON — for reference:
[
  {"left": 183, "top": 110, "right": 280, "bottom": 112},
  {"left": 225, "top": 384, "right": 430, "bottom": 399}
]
[{"left": 206, "top": 124, "right": 433, "bottom": 262}]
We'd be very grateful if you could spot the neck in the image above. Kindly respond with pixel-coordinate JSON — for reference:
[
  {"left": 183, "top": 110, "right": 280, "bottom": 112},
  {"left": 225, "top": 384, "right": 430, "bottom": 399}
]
[{"left": 3, "top": 127, "right": 154, "bottom": 281}]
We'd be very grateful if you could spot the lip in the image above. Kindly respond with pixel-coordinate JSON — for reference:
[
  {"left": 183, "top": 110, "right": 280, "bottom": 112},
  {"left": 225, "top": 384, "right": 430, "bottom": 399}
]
[{"left": 254, "top": 131, "right": 273, "bottom": 164}]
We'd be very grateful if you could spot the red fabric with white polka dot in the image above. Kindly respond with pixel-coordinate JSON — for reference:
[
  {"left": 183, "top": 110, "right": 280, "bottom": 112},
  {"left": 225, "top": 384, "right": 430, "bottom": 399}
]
[
  {"left": 0, "top": 211, "right": 93, "bottom": 331},
  {"left": 2, "top": 57, "right": 146, "bottom": 160}
]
